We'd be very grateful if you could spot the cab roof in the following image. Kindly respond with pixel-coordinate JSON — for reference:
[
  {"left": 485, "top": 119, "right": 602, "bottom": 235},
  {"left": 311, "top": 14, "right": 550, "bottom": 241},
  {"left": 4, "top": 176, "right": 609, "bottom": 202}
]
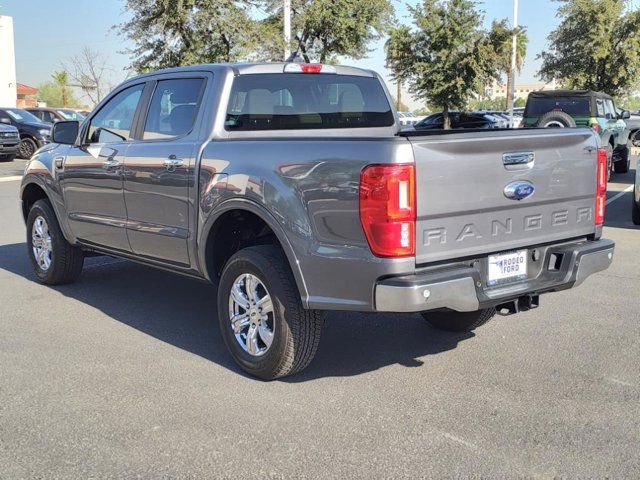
[
  {"left": 127, "top": 62, "right": 377, "bottom": 83},
  {"left": 528, "top": 89, "right": 612, "bottom": 100}
]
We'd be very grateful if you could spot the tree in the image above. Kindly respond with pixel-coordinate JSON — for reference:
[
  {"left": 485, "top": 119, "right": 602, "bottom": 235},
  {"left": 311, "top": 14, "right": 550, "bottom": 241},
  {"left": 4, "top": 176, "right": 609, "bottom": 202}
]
[
  {"left": 490, "top": 20, "right": 528, "bottom": 110},
  {"left": 62, "top": 47, "right": 114, "bottom": 105},
  {"left": 385, "top": 25, "right": 413, "bottom": 111},
  {"left": 37, "top": 81, "right": 80, "bottom": 108},
  {"left": 117, "top": 0, "right": 257, "bottom": 72},
  {"left": 51, "top": 71, "right": 70, "bottom": 107},
  {"left": 539, "top": 0, "right": 640, "bottom": 96},
  {"left": 467, "top": 96, "right": 508, "bottom": 111},
  {"left": 262, "top": 0, "right": 394, "bottom": 63},
  {"left": 385, "top": 0, "right": 504, "bottom": 129}
]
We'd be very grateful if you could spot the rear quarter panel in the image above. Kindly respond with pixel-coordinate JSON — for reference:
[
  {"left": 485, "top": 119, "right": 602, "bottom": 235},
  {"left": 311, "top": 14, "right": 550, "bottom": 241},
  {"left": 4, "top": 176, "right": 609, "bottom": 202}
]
[{"left": 197, "top": 137, "right": 418, "bottom": 311}]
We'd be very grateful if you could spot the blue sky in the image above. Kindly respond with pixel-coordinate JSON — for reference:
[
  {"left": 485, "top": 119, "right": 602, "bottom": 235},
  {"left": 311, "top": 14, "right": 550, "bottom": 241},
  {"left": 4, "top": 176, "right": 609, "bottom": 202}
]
[{"left": 2, "top": 0, "right": 564, "bottom": 106}]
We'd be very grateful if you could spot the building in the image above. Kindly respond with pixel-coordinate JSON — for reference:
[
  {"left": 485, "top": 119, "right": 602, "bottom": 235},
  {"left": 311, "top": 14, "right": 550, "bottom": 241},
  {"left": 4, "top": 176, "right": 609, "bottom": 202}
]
[
  {"left": 0, "top": 15, "right": 17, "bottom": 108},
  {"left": 16, "top": 83, "right": 38, "bottom": 108},
  {"left": 486, "top": 79, "right": 557, "bottom": 101}
]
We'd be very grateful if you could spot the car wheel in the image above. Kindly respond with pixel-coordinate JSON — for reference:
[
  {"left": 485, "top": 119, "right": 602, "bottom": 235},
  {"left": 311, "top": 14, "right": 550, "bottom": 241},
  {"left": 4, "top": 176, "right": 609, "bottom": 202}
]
[
  {"left": 26, "top": 199, "right": 84, "bottom": 285},
  {"left": 613, "top": 146, "right": 630, "bottom": 174},
  {"left": 18, "top": 137, "right": 37, "bottom": 159},
  {"left": 217, "top": 245, "right": 325, "bottom": 380},
  {"left": 631, "top": 130, "right": 640, "bottom": 148},
  {"left": 633, "top": 185, "right": 640, "bottom": 226},
  {"left": 422, "top": 308, "right": 496, "bottom": 333}
]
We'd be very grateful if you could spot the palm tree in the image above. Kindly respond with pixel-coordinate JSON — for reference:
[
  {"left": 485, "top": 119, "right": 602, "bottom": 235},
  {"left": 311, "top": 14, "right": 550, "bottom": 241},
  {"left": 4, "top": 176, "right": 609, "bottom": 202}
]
[
  {"left": 52, "top": 71, "right": 69, "bottom": 107},
  {"left": 504, "top": 29, "right": 528, "bottom": 110}
]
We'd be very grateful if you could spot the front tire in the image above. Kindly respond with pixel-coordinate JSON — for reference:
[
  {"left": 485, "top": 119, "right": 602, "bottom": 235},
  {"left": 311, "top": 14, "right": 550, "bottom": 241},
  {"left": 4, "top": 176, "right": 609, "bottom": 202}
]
[
  {"left": 422, "top": 308, "right": 496, "bottom": 333},
  {"left": 26, "top": 199, "right": 84, "bottom": 285},
  {"left": 217, "top": 245, "right": 325, "bottom": 380}
]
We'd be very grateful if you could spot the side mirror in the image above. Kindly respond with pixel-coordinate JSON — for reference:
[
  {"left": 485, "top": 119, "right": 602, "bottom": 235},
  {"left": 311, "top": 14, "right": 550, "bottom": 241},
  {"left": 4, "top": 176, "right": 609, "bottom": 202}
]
[
  {"left": 52, "top": 121, "right": 79, "bottom": 145},
  {"left": 0, "top": 118, "right": 10, "bottom": 124},
  {"left": 620, "top": 110, "right": 631, "bottom": 120}
]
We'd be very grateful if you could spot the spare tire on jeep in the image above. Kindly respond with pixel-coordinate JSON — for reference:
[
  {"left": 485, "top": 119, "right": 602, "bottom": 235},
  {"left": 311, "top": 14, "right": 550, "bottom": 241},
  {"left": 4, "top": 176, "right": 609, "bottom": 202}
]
[{"left": 536, "top": 111, "right": 577, "bottom": 128}]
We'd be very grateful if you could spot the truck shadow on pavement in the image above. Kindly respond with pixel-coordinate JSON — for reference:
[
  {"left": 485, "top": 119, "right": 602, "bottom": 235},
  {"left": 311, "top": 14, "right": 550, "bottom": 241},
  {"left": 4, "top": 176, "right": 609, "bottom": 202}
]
[{"left": 0, "top": 242, "right": 472, "bottom": 381}]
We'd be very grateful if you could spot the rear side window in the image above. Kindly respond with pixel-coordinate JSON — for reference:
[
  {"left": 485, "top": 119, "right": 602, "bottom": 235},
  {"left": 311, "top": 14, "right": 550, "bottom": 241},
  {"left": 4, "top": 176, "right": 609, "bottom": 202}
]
[
  {"left": 526, "top": 97, "right": 591, "bottom": 116},
  {"left": 143, "top": 78, "right": 204, "bottom": 140},
  {"left": 225, "top": 74, "right": 394, "bottom": 130}
]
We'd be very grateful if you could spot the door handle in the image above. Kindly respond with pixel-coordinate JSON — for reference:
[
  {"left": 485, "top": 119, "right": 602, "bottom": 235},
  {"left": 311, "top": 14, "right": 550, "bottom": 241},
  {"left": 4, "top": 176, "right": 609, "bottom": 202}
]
[
  {"left": 103, "top": 159, "right": 121, "bottom": 170},
  {"left": 164, "top": 155, "right": 184, "bottom": 171}
]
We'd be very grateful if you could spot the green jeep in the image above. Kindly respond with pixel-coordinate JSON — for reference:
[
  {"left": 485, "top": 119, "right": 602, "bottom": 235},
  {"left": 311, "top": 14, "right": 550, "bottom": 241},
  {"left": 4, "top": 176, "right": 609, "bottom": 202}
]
[{"left": 523, "top": 90, "right": 631, "bottom": 176}]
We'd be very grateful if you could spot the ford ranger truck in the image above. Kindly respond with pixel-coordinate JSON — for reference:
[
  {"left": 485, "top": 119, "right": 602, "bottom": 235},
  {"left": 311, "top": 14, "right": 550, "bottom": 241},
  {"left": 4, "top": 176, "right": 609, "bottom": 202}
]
[{"left": 20, "top": 63, "right": 615, "bottom": 380}]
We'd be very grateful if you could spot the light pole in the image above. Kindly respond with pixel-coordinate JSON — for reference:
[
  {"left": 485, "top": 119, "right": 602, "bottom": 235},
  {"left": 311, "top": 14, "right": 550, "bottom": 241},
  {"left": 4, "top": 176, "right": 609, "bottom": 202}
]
[
  {"left": 508, "top": 0, "right": 519, "bottom": 128},
  {"left": 284, "top": 0, "right": 291, "bottom": 60}
]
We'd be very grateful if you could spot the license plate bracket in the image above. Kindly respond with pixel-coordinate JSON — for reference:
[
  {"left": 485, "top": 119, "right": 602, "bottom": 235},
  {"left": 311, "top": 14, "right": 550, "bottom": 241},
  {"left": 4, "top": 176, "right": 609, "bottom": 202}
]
[{"left": 487, "top": 250, "right": 528, "bottom": 286}]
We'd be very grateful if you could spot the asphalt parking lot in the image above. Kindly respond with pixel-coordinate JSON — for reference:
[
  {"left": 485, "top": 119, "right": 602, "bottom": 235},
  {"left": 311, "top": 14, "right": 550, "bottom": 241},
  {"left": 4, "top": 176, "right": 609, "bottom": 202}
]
[{"left": 0, "top": 158, "right": 638, "bottom": 478}]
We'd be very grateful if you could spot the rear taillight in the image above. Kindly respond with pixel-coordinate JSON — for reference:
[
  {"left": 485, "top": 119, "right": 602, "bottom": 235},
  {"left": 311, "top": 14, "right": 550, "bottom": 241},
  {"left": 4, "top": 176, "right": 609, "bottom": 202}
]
[
  {"left": 359, "top": 164, "right": 416, "bottom": 258},
  {"left": 595, "top": 147, "right": 608, "bottom": 225}
]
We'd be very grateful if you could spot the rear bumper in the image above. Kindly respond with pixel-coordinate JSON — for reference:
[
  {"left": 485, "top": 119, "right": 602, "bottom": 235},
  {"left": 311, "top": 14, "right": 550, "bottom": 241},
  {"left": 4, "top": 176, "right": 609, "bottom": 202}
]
[{"left": 375, "top": 238, "right": 614, "bottom": 313}]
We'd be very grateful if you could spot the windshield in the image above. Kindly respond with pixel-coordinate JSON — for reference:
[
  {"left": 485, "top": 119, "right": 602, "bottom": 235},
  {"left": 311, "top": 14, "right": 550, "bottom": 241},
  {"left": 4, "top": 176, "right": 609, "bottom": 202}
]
[
  {"left": 526, "top": 97, "right": 591, "bottom": 116},
  {"left": 5, "top": 108, "right": 43, "bottom": 123},
  {"left": 57, "top": 109, "right": 86, "bottom": 121},
  {"left": 225, "top": 74, "right": 394, "bottom": 131}
]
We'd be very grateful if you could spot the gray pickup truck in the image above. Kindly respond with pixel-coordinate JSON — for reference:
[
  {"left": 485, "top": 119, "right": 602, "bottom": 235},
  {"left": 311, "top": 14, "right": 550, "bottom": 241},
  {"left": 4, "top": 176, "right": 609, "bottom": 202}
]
[{"left": 20, "top": 63, "right": 615, "bottom": 379}]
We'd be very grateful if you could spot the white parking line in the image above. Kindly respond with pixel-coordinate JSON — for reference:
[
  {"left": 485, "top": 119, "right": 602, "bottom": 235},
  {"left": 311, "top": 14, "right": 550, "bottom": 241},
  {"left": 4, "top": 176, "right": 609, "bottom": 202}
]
[
  {"left": 0, "top": 175, "right": 22, "bottom": 183},
  {"left": 606, "top": 185, "right": 634, "bottom": 205}
]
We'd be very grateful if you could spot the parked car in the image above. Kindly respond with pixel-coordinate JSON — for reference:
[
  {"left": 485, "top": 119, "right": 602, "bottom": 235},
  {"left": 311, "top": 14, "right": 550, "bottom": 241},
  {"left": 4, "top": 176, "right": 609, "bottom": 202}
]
[
  {"left": 0, "top": 123, "right": 20, "bottom": 162},
  {"left": 397, "top": 111, "right": 424, "bottom": 127},
  {"left": 26, "top": 107, "right": 86, "bottom": 124},
  {"left": 413, "top": 111, "right": 500, "bottom": 130},
  {"left": 20, "top": 62, "right": 614, "bottom": 379},
  {"left": 476, "top": 111, "right": 510, "bottom": 128},
  {"left": 523, "top": 90, "right": 631, "bottom": 176},
  {"left": 0, "top": 108, "right": 51, "bottom": 159},
  {"left": 620, "top": 109, "right": 640, "bottom": 148}
]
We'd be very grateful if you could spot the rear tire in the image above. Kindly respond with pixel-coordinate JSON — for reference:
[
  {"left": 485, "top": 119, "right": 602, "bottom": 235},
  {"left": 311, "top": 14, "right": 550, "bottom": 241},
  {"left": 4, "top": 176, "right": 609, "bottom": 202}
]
[
  {"left": 536, "top": 111, "right": 576, "bottom": 128},
  {"left": 605, "top": 144, "right": 613, "bottom": 181},
  {"left": 217, "top": 245, "right": 325, "bottom": 380},
  {"left": 18, "top": 137, "right": 37, "bottom": 159},
  {"left": 613, "top": 146, "right": 630, "bottom": 174},
  {"left": 422, "top": 308, "right": 496, "bottom": 333},
  {"left": 26, "top": 199, "right": 84, "bottom": 285}
]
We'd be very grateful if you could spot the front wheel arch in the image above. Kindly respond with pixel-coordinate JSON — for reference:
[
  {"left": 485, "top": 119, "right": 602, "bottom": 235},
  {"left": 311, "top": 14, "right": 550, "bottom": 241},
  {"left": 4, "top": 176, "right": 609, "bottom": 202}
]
[{"left": 21, "top": 182, "right": 49, "bottom": 223}]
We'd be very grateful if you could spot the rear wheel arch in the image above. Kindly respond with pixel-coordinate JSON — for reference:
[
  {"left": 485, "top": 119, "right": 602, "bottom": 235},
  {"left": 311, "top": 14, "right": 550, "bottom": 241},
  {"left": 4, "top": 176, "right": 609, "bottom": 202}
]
[{"left": 200, "top": 201, "right": 309, "bottom": 305}]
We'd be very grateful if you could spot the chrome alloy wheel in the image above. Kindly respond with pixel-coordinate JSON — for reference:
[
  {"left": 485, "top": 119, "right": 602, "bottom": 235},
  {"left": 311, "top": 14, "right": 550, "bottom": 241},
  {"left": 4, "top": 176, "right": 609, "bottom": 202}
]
[
  {"left": 543, "top": 120, "right": 566, "bottom": 128},
  {"left": 229, "top": 273, "right": 275, "bottom": 356},
  {"left": 32, "top": 215, "right": 52, "bottom": 271}
]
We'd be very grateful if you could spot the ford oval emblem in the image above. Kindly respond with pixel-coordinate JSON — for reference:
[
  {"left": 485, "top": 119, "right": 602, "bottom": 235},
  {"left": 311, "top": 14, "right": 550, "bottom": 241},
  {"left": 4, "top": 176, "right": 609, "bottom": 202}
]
[{"left": 504, "top": 181, "right": 535, "bottom": 201}]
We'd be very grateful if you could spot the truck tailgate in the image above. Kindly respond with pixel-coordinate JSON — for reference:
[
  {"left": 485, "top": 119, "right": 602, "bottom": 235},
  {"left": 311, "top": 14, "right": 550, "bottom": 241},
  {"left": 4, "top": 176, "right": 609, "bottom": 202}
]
[{"left": 407, "top": 129, "right": 599, "bottom": 265}]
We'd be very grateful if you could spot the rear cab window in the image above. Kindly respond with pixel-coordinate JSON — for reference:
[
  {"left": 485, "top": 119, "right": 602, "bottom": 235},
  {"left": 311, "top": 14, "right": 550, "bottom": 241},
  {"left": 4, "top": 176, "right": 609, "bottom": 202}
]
[{"left": 225, "top": 73, "right": 394, "bottom": 131}]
